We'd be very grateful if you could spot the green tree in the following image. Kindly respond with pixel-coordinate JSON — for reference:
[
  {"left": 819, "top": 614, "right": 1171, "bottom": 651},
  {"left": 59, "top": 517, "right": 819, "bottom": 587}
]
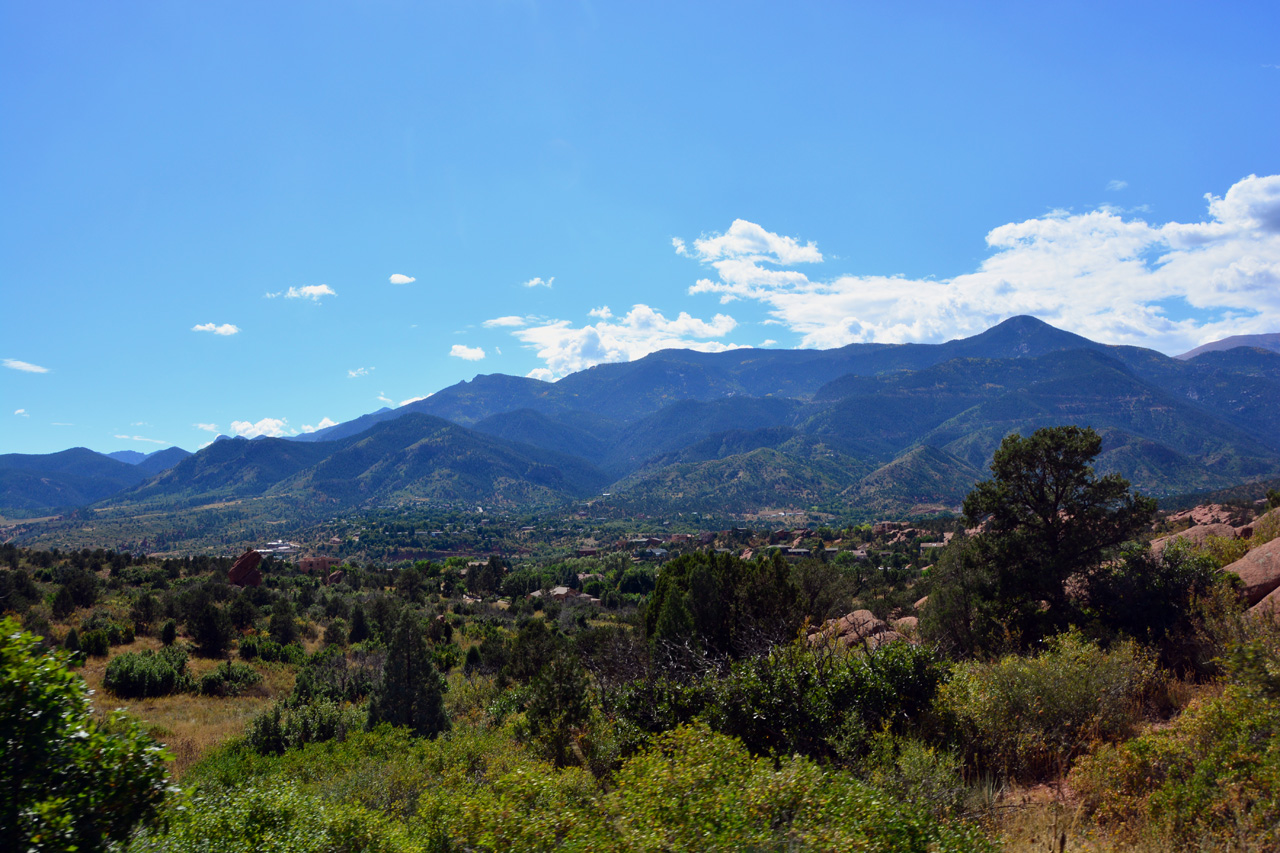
[
  {"left": 932, "top": 426, "right": 1156, "bottom": 654},
  {"left": 269, "top": 598, "right": 298, "bottom": 646},
  {"left": 1, "top": 617, "right": 169, "bottom": 851},
  {"left": 526, "top": 649, "right": 591, "bottom": 767},
  {"left": 366, "top": 612, "right": 449, "bottom": 738},
  {"left": 191, "top": 600, "right": 233, "bottom": 657}
]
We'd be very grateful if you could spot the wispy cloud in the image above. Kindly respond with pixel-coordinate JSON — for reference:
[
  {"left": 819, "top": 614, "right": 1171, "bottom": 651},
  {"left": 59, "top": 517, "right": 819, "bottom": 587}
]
[
  {"left": 450, "top": 344, "right": 486, "bottom": 361},
  {"left": 483, "top": 315, "right": 533, "bottom": 328},
  {"left": 114, "top": 434, "right": 168, "bottom": 445},
  {"left": 194, "top": 423, "right": 219, "bottom": 433},
  {"left": 4, "top": 358, "right": 50, "bottom": 373},
  {"left": 389, "top": 273, "right": 416, "bottom": 285},
  {"left": 510, "top": 304, "right": 740, "bottom": 378},
  {"left": 265, "top": 284, "right": 337, "bottom": 301},
  {"left": 192, "top": 323, "right": 240, "bottom": 336},
  {"left": 588, "top": 306, "right": 613, "bottom": 320},
  {"left": 14, "top": 408, "right": 28, "bottom": 417},
  {"left": 522, "top": 276, "right": 554, "bottom": 288},
  {"left": 678, "top": 174, "right": 1280, "bottom": 355},
  {"left": 399, "top": 395, "right": 429, "bottom": 406},
  {"left": 1107, "top": 179, "right": 1129, "bottom": 191},
  {"left": 348, "top": 367, "right": 372, "bottom": 378}
]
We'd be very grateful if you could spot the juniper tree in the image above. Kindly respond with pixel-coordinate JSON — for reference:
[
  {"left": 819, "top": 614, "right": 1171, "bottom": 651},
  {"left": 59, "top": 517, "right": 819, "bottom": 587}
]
[{"left": 367, "top": 611, "right": 449, "bottom": 738}]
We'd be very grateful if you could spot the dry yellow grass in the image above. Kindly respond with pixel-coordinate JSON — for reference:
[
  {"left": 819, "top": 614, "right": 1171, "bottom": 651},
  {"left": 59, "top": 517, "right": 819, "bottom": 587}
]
[{"left": 79, "top": 637, "right": 295, "bottom": 777}]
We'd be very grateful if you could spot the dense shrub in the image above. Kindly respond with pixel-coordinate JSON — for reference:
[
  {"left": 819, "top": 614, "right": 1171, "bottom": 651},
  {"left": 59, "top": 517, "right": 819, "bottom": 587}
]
[
  {"left": 290, "top": 646, "right": 382, "bottom": 705},
  {"left": 81, "top": 629, "right": 111, "bottom": 657},
  {"left": 238, "top": 634, "right": 306, "bottom": 665},
  {"left": 159, "top": 619, "right": 177, "bottom": 646},
  {"left": 198, "top": 660, "right": 263, "bottom": 697},
  {"left": 105, "top": 646, "right": 193, "bottom": 698},
  {"left": 246, "top": 700, "right": 365, "bottom": 756},
  {"left": 939, "top": 631, "right": 1157, "bottom": 781},
  {"left": 2, "top": 618, "right": 168, "bottom": 852},
  {"left": 618, "top": 640, "right": 948, "bottom": 762}
]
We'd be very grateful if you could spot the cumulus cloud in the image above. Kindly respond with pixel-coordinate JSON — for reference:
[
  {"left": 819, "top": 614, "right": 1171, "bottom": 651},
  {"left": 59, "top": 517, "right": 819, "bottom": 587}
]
[
  {"left": 230, "top": 417, "right": 290, "bottom": 438},
  {"left": 266, "top": 285, "right": 336, "bottom": 301},
  {"left": 510, "top": 304, "right": 740, "bottom": 378},
  {"left": 14, "top": 408, "right": 28, "bottom": 417},
  {"left": 389, "top": 274, "right": 416, "bottom": 285},
  {"left": 4, "top": 358, "right": 50, "bottom": 373},
  {"left": 450, "top": 344, "right": 486, "bottom": 361},
  {"left": 483, "top": 315, "right": 532, "bottom": 328},
  {"left": 301, "top": 417, "right": 338, "bottom": 433},
  {"left": 526, "top": 368, "right": 555, "bottom": 382},
  {"left": 194, "top": 423, "right": 219, "bottom": 433},
  {"left": 1107, "top": 179, "right": 1129, "bottom": 192},
  {"left": 522, "top": 276, "right": 554, "bottom": 288},
  {"left": 678, "top": 175, "right": 1280, "bottom": 355},
  {"left": 348, "top": 367, "right": 372, "bottom": 378},
  {"left": 192, "top": 323, "right": 240, "bottom": 336},
  {"left": 114, "top": 434, "right": 167, "bottom": 445},
  {"left": 399, "top": 395, "right": 429, "bottom": 406},
  {"left": 588, "top": 306, "right": 613, "bottom": 320}
]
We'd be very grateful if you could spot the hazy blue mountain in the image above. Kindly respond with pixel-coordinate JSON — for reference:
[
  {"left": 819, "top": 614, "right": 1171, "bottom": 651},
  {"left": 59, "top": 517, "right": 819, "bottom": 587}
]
[
  {"left": 1176, "top": 333, "right": 1280, "bottom": 360},
  {"left": 0, "top": 448, "right": 149, "bottom": 511},
  {"left": 136, "top": 446, "right": 193, "bottom": 475},
  {"left": 108, "top": 450, "right": 147, "bottom": 464}
]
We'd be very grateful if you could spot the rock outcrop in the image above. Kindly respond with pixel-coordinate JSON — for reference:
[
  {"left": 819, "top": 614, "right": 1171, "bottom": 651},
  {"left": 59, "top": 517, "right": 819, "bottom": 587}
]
[
  {"left": 809, "top": 609, "right": 912, "bottom": 648},
  {"left": 1151, "top": 523, "right": 1236, "bottom": 555},
  {"left": 1227, "top": 537, "right": 1280, "bottom": 607},
  {"left": 228, "top": 549, "right": 263, "bottom": 587}
]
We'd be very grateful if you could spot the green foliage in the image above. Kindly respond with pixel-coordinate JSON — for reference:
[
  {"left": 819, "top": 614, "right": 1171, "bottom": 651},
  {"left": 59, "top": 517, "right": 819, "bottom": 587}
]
[
  {"left": 618, "top": 640, "right": 948, "bottom": 763},
  {"left": 127, "top": 781, "right": 410, "bottom": 853},
  {"left": 930, "top": 426, "right": 1157, "bottom": 654},
  {"left": 1072, "top": 683, "right": 1280, "bottom": 848},
  {"left": 191, "top": 600, "right": 234, "bottom": 657},
  {"left": 105, "top": 645, "right": 193, "bottom": 698},
  {"left": 246, "top": 700, "right": 366, "bottom": 756},
  {"left": 645, "top": 549, "right": 800, "bottom": 667},
  {"left": 939, "top": 631, "right": 1158, "bottom": 782},
  {"left": 366, "top": 612, "right": 450, "bottom": 738},
  {"left": 238, "top": 634, "right": 306, "bottom": 664},
  {"left": 159, "top": 618, "right": 176, "bottom": 646},
  {"left": 290, "top": 646, "right": 382, "bottom": 705},
  {"left": 526, "top": 649, "right": 592, "bottom": 766},
  {"left": 268, "top": 598, "right": 298, "bottom": 646},
  {"left": 198, "top": 659, "right": 263, "bottom": 697},
  {"left": 81, "top": 628, "right": 111, "bottom": 657},
  {"left": 1, "top": 617, "right": 169, "bottom": 852}
]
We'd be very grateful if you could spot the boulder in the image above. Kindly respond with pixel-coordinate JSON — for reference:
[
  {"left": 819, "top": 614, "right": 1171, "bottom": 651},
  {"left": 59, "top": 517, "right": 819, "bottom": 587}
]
[
  {"left": 809, "top": 609, "right": 890, "bottom": 647},
  {"left": 893, "top": 615, "right": 919, "bottom": 634},
  {"left": 1151, "top": 523, "right": 1236, "bottom": 555},
  {"left": 866, "top": 630, "right": 907, "bottom": 649},
  {"left": 1226, "top": 537, "right": 1280, "bottom": 607},
  {"left": 914, "top": 595, "right": 929, "bottom": 611}
]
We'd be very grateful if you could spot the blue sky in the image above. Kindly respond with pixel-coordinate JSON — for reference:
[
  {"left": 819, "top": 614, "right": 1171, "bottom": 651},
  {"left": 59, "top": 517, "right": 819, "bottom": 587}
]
[{"left": 3, "top": 1, "right": 1278, "bottom": 455}]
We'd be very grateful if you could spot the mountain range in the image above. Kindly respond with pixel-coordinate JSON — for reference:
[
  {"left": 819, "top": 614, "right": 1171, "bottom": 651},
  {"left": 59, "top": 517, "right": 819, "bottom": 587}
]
[{"left": 4, "top": 316, "right": 1280, "bottom": 522}]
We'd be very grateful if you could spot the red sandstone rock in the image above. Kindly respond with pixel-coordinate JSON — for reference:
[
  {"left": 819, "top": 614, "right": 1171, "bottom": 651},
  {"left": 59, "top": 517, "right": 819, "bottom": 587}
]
[
  {"left": 228, "top": 549, "right": 263, "bottom": 587},
  {"left": 1227, "top": 537, "right": 1280, "bottom": 607},
  {"left": 1151, "top": 523, "right": 1236, "bottom": 555}
]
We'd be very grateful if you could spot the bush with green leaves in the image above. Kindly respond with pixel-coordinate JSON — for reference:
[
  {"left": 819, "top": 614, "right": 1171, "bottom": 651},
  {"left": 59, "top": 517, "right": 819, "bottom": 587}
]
[
  {"left": 939, "top": 631, "right": 1158, "bottom": 782},
  {"left": 246, "top": 699, "right": 366, "bottom": 756},
  {"left": 618, "top": 639, "right": 948, "bottom": 763},
  {"left": 238, "top": 633, "right": 306, "bottom": 665},
  {"left": 105, "top": 645, "right": 194, "bottom": 698},
  {"left": 1, "top": 617, "right": 169, "bottom": 852},
  {"left": 198, "top": 659, "right": 263, "bottom": 697},
  {"left": 126, "top": 781, "right": 410, "bottom": 853}
]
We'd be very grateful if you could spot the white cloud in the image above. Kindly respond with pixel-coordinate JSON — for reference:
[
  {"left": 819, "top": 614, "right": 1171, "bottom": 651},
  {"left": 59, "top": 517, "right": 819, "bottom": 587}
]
[
  {"left": 14, "top": 408, "right": 28, "bottom": 417},
  {"left": 301, "top": 417, "right": 338, "bottom": 433},
  {"left": 348, "top": 367, "right": 372, "bottom": 378},
  {"left": 114, "top": 434, "right": 168, "bottom": 445},
  {"left": 266, "top": 284, "right": 337, "bottom": 301},
  {"left": 483, "top": 315, "right": 532, "bottom": 328},
  {"left": 4, "top": 358, "right": 50, "bottom": 373},
  {"left": 526, "top": 368, "right": 555, "bottom": 382},
  {"left": 511, "top": 304, "right": 740, "bottom": 378},
  {"left": 678, "top": 175, "right": 1280, "bottom": 355},
  {"left": 761, "top": 339, "right": 778, "bottom": 347},
  {"left": 399, "top": 395, "right": 429, "bottom": 406},
  {"left": 192, "top": 323, "right": 240, "bottom": 336},
  {"left": 1107, "top": 179, "right": 1129, "bottom": 192},
  {"left": 587, "top": 306, "right": 613, "bottom": 320},
  {"left": 389, "top": 273, "right": 416, "bottom": 285},
  {"left": 230, "top": 417, "right": 290, "bottom": 438},
  {"left": 377, "top": 393, "right": 395, "bottom": 405},
  {"left": 522, "top": 276, "right": 554, "bottom": 288},
  {"left": 672, "top": 237, "right": 689, "bottom": 256},
  {"left": 450, "top": 344, "right": 487, "bottom": 361},
  {"left": 52, "top": 422, "right": 72, "bottom": 426},
  {"left": 194, "top": 423, "right": 219, "bottom": 433},
  {"left": 131, "top": 421, "right": 150, "bottom": 427}
]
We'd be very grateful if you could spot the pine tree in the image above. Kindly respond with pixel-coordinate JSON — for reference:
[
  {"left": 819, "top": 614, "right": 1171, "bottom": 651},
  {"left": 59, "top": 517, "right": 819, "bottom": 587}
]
[
  {"left": 367, "top": 612, "right": 449, "bottom": 738},
  {"left": 348, "top": 604, "right": 370, "bottom": 644}
]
